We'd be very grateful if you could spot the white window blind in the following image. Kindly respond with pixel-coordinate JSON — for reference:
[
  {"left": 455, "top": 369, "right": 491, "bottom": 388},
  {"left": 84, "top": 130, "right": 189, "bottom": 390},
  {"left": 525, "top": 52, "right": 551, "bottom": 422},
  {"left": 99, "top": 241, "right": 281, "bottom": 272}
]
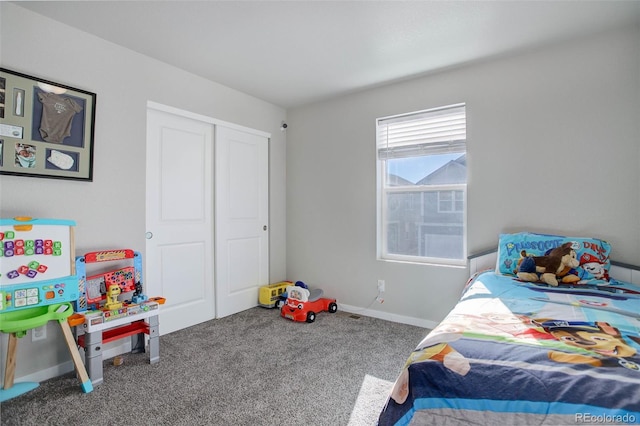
[{"left": 377, "top": 104, "right": 466, "bottom": 159}]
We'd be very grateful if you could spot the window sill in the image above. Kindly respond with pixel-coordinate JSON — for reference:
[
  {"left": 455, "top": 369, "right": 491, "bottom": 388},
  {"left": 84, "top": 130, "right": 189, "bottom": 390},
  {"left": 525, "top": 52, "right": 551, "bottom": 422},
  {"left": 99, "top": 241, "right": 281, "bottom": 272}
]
[{"left": 377, "top": 257, "right": 467, "bottom": 269}]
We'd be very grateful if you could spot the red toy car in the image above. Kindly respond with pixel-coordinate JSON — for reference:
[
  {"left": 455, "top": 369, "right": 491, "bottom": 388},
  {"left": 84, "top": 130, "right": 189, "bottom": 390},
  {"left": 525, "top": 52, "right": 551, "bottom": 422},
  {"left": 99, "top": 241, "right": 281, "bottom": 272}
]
[{"left": 280, "top": 286, "right": 337, "bottom": 323}]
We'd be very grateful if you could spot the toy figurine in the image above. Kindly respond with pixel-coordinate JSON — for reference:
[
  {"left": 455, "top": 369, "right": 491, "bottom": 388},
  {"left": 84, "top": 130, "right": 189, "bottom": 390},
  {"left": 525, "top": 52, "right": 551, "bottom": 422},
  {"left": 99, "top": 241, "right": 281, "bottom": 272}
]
[{"left": 104, "top": 284, "right": 122, "bottom": 310}]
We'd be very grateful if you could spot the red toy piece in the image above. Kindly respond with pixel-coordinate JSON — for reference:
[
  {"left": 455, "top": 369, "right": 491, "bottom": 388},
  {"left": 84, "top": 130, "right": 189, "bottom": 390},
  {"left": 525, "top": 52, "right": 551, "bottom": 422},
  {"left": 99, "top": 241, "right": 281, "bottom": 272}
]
[{"left": 280, "top": 285, "right": 337, "bottom": 323}]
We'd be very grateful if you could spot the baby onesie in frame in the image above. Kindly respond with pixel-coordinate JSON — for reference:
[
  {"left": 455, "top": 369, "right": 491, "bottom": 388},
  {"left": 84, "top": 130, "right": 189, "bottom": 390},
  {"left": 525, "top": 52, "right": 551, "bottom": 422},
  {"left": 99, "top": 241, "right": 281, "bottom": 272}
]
[{"left": 37, "top": 92, "right": 83, "bottom": 144}]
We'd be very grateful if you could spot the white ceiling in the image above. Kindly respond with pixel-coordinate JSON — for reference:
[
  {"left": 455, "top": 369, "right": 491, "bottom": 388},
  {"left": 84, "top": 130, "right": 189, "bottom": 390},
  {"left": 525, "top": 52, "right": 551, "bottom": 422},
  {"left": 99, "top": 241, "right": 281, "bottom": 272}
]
[{"left": 15, "top": 1, "right": 640, "bottom": 109}]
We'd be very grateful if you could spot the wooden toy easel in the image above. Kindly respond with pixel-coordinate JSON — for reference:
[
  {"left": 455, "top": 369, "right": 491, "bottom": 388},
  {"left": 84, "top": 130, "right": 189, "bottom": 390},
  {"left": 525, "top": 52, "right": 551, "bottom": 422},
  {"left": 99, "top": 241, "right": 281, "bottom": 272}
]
[{"left": 0, "top": 217, "right": 92, "bottom": 401}]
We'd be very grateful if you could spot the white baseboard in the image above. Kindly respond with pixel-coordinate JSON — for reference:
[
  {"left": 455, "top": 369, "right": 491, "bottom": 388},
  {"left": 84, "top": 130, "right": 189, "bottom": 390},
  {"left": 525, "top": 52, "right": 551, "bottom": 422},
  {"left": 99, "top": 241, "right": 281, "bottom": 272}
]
[
  {"left": 339, "top": 303, "right": 438, "bottom": 330},
  {"left": 16, "top": 341, "right": 130, "bottom": 383},
  {"left": 17, "top": 360, "right": 75, "bottom": 384}
]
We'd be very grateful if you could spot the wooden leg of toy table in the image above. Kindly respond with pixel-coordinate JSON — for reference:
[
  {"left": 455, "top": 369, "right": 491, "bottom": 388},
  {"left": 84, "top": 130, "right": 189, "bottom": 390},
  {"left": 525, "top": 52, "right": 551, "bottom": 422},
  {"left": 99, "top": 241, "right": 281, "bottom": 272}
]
[
  {"left": 0, "top": 332, "right": 39, "bottom": 403},
  {"left": 58, "top": 320, "right": 93, "bottom": 393},
  {"left": 3, "top": 333, "right": 17, "bottom": 390}
]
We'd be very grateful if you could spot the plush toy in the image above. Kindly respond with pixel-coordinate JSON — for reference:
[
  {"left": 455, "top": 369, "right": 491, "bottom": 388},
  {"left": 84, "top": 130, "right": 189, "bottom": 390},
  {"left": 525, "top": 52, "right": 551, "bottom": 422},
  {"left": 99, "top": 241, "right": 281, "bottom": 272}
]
[{"left": 516, "top": 242, "right": 580, "bottom": 286}]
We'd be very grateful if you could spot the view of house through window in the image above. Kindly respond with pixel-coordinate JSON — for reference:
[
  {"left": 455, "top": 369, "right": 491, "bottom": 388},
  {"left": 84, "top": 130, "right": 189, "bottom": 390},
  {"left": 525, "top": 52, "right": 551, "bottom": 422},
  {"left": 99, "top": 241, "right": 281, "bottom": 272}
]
[{"left": 377, "top": 104, "right": 467, "bottom": 265}]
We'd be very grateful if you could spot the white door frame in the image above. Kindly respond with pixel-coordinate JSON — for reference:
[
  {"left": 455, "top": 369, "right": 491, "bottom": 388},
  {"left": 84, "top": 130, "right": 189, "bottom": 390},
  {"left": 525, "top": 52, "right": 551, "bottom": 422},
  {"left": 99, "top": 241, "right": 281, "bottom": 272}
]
[{"left": 147, "top": 102, "right": 270, "bottom": 141}]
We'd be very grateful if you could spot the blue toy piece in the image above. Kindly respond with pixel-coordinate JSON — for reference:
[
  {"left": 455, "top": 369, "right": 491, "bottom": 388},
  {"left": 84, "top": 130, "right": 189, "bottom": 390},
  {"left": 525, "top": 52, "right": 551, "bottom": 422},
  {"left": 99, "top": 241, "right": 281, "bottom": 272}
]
[{"left": 131, "top": 281, "right": 148, "bottom": 304}]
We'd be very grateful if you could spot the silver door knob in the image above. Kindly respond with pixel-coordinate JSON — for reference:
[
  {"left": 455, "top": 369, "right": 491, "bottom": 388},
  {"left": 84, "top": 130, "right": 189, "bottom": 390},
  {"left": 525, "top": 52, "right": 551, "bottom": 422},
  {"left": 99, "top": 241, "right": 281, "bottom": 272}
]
[
  {"left": 145, "top": 232, "right": 153, "bottom": 239},
  {"left": 263, "top": 225, "right": 267, "bottom": 231}
]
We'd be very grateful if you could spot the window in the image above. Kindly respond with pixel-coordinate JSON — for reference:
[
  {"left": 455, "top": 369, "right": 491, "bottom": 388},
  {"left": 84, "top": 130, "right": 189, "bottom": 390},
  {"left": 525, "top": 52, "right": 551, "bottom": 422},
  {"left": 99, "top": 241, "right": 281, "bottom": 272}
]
[
  {"left": 438, "top": 190, "right": 464, "bottom": 213},
  {"left": 376, "top": 104, "right": 467, "bottom": 265}
]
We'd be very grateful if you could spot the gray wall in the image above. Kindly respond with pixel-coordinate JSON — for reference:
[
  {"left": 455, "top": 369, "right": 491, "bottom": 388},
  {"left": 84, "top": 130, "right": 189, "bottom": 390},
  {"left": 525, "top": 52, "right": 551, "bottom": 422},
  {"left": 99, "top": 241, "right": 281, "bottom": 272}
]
[
  {"left": 1, "top": 2, "right": 638, "bottom": 383},
  {"left": 286, "top": 24, "right": 640, "bottom": 325},
  {"left": 0, "top": 3, "right": 287, "bottom": 380}
]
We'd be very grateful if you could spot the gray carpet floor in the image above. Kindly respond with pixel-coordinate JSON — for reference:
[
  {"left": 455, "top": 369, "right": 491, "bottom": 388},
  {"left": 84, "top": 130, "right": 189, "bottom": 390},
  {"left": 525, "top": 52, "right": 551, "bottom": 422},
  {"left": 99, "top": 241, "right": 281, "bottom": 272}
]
[{"left": 0, "top": 307, "right": 427, "bottom": 425}]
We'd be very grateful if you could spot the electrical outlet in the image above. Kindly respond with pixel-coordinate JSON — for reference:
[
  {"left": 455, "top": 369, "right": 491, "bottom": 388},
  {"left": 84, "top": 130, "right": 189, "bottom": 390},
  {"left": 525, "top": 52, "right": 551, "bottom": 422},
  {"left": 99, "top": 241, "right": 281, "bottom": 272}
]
[
  {"left": 32, "top": 325, "right": 47, "bottom": 342},
  {"left": 377, "top": 279, "right": 385, "bottom": 293}
]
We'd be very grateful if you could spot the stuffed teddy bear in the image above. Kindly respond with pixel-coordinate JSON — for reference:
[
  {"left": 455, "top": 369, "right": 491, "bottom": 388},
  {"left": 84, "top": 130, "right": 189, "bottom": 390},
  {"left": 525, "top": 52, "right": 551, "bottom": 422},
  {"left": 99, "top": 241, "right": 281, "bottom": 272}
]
[{"left": 516, "top": 242, "right": 580, "bottom": 286}]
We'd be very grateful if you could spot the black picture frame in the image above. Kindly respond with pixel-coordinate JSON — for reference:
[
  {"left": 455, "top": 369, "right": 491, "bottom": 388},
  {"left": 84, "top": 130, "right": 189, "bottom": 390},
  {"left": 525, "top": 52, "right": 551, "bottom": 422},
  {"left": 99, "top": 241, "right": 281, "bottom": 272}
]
[{"left": 0, "top": 68, "right": 96, "bottom": 181}]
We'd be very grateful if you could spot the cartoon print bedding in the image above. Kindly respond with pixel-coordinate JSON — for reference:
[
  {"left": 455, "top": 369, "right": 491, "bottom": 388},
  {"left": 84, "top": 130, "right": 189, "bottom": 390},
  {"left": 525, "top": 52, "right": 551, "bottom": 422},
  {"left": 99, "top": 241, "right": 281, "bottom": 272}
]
[{"left": 378, "top": 271, "right": 640, "bottom": 426}]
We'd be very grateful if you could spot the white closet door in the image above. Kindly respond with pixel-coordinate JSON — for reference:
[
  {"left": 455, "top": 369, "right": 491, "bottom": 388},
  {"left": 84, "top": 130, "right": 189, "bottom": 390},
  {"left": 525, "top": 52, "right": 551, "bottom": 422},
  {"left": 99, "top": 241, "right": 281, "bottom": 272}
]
[
  {"left": 215, "top": 125, "right": 269, "bottom": 318},
  {"left": 146, "top": 107, "right": 215, "bottom": 335}
]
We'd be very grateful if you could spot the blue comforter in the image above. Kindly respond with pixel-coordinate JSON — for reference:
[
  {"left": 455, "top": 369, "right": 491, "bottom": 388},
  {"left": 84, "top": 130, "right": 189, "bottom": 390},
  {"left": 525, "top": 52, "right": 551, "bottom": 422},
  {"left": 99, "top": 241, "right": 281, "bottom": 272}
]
[{"left": 378, "top": 271, "right": 640, "bottom": 426}]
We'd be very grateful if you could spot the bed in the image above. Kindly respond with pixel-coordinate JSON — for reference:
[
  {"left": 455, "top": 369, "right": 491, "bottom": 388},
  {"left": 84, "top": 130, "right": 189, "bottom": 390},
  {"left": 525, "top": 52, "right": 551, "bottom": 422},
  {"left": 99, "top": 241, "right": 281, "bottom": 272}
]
[{"left": 378, "top": 232, "right": 640, "bottom": 426}]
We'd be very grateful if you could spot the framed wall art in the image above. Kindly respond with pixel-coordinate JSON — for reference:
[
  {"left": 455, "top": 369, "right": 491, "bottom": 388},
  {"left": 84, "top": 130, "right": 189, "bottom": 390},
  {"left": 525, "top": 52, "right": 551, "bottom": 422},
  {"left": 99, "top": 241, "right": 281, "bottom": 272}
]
[{"left": 0, "top": 68, "right": 96, "bottom": 181}]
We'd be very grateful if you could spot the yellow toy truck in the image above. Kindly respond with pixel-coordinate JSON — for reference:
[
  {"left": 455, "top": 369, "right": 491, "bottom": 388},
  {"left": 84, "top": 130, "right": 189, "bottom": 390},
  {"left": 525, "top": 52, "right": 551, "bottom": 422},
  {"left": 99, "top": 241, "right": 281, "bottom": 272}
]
[{"left": 258, "top": 281, "right": 292, "bottom": 308}]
